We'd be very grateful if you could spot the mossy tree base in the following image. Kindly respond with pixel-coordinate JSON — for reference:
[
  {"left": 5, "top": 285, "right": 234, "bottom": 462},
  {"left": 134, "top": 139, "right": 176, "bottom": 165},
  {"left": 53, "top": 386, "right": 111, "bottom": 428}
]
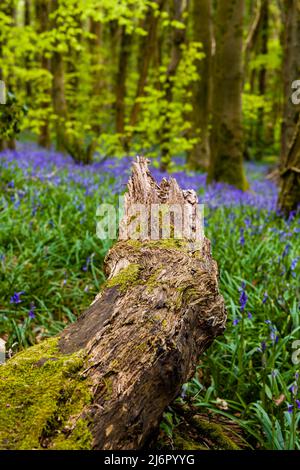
[
  {"left": 0, "top": 158, "right": 226, "bottom": 450},
  {"left": 156, "top": 404, "right": 250, "bottom": 450}
]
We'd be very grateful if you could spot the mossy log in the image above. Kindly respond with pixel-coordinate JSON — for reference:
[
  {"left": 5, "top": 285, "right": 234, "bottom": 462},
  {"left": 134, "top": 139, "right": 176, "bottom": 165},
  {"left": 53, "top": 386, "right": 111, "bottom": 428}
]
[{"left": 0, "top": 157, "right": 226, "bottom": 450}]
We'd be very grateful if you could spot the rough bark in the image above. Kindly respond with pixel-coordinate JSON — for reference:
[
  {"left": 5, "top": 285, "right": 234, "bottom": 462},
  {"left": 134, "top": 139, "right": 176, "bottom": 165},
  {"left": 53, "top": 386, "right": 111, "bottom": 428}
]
[
  {"left": 188, "top": 0, "right": 212, "bottom": 170},
  {"left": 280, "top": 0, "right": 300, "bottom": 164},
  {"left": 208, "top": 0, "right": 247, "bottom": 190},
  {"left": 0, "top": 158, "right": 226, "bottom": 450},
  {"left": 278, "top": 116, "right": 300, "bottom": 215}
]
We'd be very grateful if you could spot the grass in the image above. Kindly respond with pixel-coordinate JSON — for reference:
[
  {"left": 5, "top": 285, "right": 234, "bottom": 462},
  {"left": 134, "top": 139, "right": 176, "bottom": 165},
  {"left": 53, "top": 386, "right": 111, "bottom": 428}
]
[{"left": 0, "top": 147, "right": 299, "bottom": 449}]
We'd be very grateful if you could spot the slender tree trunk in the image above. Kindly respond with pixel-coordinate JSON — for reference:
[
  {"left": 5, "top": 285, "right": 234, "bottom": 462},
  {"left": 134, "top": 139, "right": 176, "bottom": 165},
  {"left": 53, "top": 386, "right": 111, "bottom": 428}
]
[
  {"left": 89, "top": 17, "right": 102, "bottom": 136},
  {"left": 2, "top": 3, "right": 16, "bottom": 151},
  {"left": 36, "top": 0, "right": 51, "bottom": 148},
  {"left": 50, "top": 0, "right": 68, "bottom": 152},
  {"left": 280, "top": 0, "right": 300, "bottom": 164},
  {"left": 208, "top": 0, "right": 247, "bottom": 190},
  {"left": 0, "top": 5, "right": 6, "bottom": 152},
  {"left": 129, "top": 0, "right": 165, "bottom": 129},
  {"left": 115, "top": 26, "right": 132, "bottom": 144},
  {"left": 256, "top": 0, "right": 269, "bottom": 159},
  {"left": 188, "top": 0, "right": 212, "bottom": 170},
  {"left": 160, "top": 0, "right": 187, "bottom": 170},
  {"left": 24, "top": 0, "right": 32, "bottom": 99},
  {"left": 278, "top": 115, "right": 300, "bottom": 215}
]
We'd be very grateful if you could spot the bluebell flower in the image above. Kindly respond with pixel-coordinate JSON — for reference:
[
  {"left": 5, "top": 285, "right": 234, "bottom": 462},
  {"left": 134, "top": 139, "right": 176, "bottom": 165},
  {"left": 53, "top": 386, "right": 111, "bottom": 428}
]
[
  {"left": 262, "top": 292, "right": 268, "bottom": 304},
  {"left": 10, "top": 291, "right": 25, "bottom": 304},
  {"left": 82, "top": 256, "right": 91, "bottom": 272},
  {"left": 282, "top": 243, "right": 291, "bottom": 258},
  {"left": 239, "top": 283, "right": 248, "bottom": 312},
  {"left": 291, "top": 257, "right": 299, "bottom": 273},
  {"left": 289, "top": 384, "right": 297, "bottom": 396},
  {"left": 233, "top": 318, "right": 240, "bottom": 326},
  {"left": 288, "top": 210, "right": 296, "bottom": 223},
  {"left": 28, "top": 303, "right": 36, "bottom": 319},
  {"left": 287, "top": 404, "right": 293, "bottom": 413},
  {"left": 239, "top": 228, "right": 245, "bottom": 246}
]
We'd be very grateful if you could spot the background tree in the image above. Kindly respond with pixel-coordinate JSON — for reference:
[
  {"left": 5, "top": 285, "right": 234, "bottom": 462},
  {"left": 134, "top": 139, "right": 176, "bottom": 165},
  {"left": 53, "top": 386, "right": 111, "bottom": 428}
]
[
  {"left": 188, "top": 0, "right": 212, "bottom": 170},
  {"left": 280, "top": 0, "right": 300, "bottom": 164},
  {"left": 278, "top": 115, "right": 300, "bottom": 215},
  {"left": 50, "top": 0, "right": 68, "bottom": 152},
  {"left": 208, "top": 0, "right": 247, "bottom": 189}
]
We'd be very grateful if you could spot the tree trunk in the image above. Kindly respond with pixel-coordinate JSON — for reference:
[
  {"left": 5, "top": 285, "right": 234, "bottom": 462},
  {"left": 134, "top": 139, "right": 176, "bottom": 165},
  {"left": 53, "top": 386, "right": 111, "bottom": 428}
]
[
  {"left": 255, "top": 0, "right": 269, "bottom": 159},
  {"left": 278, "top": 116, "right": 300, "bottom": 215},
  {"left": 89, "top": 17, "right": 103, "bottom": 136},
  {"left": 188, "top": 0, "right": 212, "bottom": 170},
  {"left": 280, "top": 0, "right": 300, "bottom": 164},
  {"left": 0, "top": 2, "right": 16, "bottom": 151},
  {"left": 208, "top": 0, "right": 247, "bottom": 190},
  {"left": 0, "top": 158, "right": 226, "bottom": 450},
  {"left": 160, "top": 0, "right": 187, "bottom": 170},
  {"left": 115, "top": 26, "right": 132, "bottom": 144},
  {"left": 50, "top": 0, "right": 68, "bottom": 152},
  {"left": 24, "top": 0, "right": 32, "bottom": 99},
  {"left": 129, "top": 0, "right": 165, "bottom": 130},
  {"left": 0, "top": 6, "right": 5, "bottom": 152},
  {"left": 36, "top": 0, "right": 51, "bottom": 149}
]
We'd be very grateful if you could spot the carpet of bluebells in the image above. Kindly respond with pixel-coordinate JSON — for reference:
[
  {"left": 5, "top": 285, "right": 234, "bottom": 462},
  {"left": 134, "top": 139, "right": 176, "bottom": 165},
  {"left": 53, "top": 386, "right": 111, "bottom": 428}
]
[{"left": 0, "top": 143, "right": 299, "bottom": 449}]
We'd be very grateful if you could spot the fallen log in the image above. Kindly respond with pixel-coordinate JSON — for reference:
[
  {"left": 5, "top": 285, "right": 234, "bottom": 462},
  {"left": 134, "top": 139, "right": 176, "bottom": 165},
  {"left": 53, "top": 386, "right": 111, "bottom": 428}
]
[{"left": 0, "top": 157, "right": 226, "bottom": 450}]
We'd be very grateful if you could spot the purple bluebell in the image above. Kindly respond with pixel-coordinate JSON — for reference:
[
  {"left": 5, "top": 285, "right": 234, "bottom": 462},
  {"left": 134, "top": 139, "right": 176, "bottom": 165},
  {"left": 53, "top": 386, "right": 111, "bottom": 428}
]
[
  {"left": 10, "top": 291, "right": 25, "bottom": 304},
  {"left": 239, "top": 286, "right": 248, "bottom": 313},
  {"left": 262, "top": 292, "right": 268, "bottom": 304},
  {"left": 287, "top": 404, "right": 293, "bottom": 413},
  {"left": 239, "top": 228, "right": 245, "bottom": 246},
  {"left": 261, "top": 341, "right": 267, "bottom": 352},
  {"left": 28, "top": 303, "right": 36, "bottom": 319}
]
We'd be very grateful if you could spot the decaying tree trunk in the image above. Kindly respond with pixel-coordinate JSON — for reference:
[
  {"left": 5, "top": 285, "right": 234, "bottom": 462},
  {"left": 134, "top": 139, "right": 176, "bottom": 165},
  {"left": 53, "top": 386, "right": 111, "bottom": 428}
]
[{"left": 0, "top": 158, "right": 226, "bottom": 450}]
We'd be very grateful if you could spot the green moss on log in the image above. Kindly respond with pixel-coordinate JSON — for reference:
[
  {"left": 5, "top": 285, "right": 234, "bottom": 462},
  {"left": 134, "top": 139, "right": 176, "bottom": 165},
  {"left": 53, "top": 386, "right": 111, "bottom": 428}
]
[
  {"left": 0, "top": 337, "right": 93, "bottom": 450},
  {"left": 191, "top": 417, "right": 240, "bottom": 450},
  {"left": 126, "top": 239, "right": 188, "bottom": 251},
  {"left": 106, "top": 263, "right": 141, "bottom": 292}
]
